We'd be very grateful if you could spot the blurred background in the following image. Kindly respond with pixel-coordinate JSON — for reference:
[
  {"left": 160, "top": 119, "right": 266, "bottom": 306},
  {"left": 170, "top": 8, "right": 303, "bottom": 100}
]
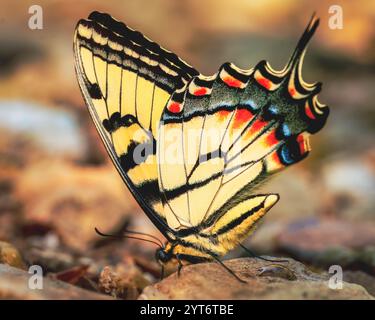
[{"left": 0, "top": 0, "right": 374, "bottom": 298}]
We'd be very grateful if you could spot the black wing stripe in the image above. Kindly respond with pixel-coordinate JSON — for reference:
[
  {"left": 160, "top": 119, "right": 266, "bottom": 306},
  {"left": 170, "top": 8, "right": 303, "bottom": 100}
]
[
  {"left": 77, "top": 34, "right": 182, "bottom": 94},
  {"left": 88, "top": 11, "right": 198, "bottom": 78},
  {"left": 78, "top": 19, "right": 189, "bottom": 79}
]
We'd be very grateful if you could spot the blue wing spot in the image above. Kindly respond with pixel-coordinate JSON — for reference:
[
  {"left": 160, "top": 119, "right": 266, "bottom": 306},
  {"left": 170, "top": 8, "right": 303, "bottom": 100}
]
[
  {"left": 282, "top": 123, "right": 291, "bottom": 137},
  {"left": 280, "top": 144, "right": 295, "bottom": 165},
  {"left": 214, "top": 101, "right": 236, "bottom": 109},
  {"left": 242, "top": 99, "right": 258, "bottom": 112},
  {"left": 269, "top": 105, "right": 278, "bottom": 114},
  {"left": 279, "top": 141, "right": 305, "bottom": 165}
]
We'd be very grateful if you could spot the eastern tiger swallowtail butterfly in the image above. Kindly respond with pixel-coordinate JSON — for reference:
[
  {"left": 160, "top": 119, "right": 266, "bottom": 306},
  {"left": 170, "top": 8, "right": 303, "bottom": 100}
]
[{"left": 74, "top": 12, "right": 329, "bottom": 280}]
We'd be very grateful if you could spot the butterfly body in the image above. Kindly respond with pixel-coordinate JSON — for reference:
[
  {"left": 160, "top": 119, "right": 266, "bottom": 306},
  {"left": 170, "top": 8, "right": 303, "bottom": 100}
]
[{"left": 74, "top": 12, "right": 329, "bottom": 272}]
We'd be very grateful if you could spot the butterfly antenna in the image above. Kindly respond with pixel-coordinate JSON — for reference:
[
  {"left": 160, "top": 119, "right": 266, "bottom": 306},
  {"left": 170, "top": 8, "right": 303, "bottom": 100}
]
[
  {"left": 94, "top": 227, "right": 162, "bottom": 248},
  {"left": 120, "top": 229, "right": 164, "bottom": 247}
]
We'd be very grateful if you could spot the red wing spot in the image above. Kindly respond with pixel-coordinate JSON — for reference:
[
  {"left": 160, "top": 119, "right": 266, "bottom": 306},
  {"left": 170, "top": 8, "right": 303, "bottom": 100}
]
[
  {"left": 216, "top": 109, "right": 231, "bottom": 122},
  {"left": 298, "top": 140, "right": 307, "bottom": 154},
  {"left": 232, "top": 108, "right": 253, "bottom": 129},
  {"left": 223, "top": 76, "right": 243, "bottom": 88},
  {"left": 252, "top": 119, "right": 267, "bottom": 132},
  {"left": 257, "top": 77, "right": 271, "bottom": 90},
  {"left": 265, "top": 130, "right": 278, "bottom": 146},
  {"left": 194, "top": 87, "right": 207, "bottom": 96},
  {"left": 305, "top": 104, "right": 316, "bottom": 120},
  {"left": 168, "top": 102, "right": 182, "bottom": 113},
  {"left": 289, "top": 87, "right": 296, "bottom": 97},
  {"left": 296, "top": 134, "right": 305, "bottom": 143}
]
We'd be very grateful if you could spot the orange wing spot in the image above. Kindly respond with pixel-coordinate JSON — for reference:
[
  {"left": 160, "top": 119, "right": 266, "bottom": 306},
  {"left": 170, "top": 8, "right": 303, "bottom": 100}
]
[
  {"left": 245, "top": 118, "right": 267, "bottom": 139},
  {"left": 299, "top": 141, "right": 306, "bottom": 154},
  {"left": 194, "top": 87, "right": 207, "bottom": 96},
  {"left": 272, "top": 151, "right": 282, "bottom": 166},
  {"left": 232, "top": 108, "right": 253, "bottom": 129},
  {"left": 289, "top": 87, "right": 296, "bottom": 97},
  {"left": 296, "top": 134, "right": 308, "bottom": 154},
  {"left": 265, "top": 130, "right": 278, "bottom": 146},
  {"left": 256, "top": 76, "right": 271, "bottom": 90},
  {"left": 216, "top": 109, "right": 231, "bottom": 122},
  {"left": 305, "top": 104, "right": 316, "bottom": 120},
  {"left": 223, "top": 76, "right": 243, "bottom": 88},
  {"left": 168, "top": 102, "right": 182, "bottom": 113}
]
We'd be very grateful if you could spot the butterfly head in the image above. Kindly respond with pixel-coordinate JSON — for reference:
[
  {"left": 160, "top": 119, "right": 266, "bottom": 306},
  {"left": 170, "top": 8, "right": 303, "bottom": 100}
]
[{"left": 155, "top": 243, "right": 174, "bottom": 265}]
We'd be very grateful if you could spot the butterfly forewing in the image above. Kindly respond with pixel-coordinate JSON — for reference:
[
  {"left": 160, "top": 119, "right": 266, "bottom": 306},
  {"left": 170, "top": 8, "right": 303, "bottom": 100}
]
[{"left": 73, "top": 11, "right": 198, "bottom": 237}]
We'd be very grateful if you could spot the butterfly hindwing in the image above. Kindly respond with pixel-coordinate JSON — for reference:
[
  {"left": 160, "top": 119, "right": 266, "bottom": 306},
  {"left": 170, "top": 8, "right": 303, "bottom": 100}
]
[
  {"left": 158, "top": 17, "right": 329, "bottom": 232},
  {"left": 74, "top": 11, "right": 198, "bottom": 237}
]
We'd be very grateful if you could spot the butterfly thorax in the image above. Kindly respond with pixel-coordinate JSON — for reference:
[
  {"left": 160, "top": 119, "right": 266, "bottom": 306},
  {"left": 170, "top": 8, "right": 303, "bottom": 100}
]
[
  {"left": 156, "top": 223, "right": 258, "bottom": 266},
  {"left": 156, "top": 239, "right": 216, "bottom": 267}
]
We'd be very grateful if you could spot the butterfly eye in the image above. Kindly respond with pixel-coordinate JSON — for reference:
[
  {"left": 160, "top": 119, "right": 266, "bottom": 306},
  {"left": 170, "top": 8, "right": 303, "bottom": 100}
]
[{"left": 155, "top": 248, "right": 170, "bottom": 263}]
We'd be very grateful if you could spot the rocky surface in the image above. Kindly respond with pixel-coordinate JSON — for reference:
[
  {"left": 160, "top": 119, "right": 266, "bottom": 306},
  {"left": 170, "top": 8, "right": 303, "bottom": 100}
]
[
  {"left": 276, "top": 219, "right": 375, "bottom": 272},
  {"left": 14, "top": 161, "right": 138, "bottom": 252},
  {"left": 344, "top": 271, "right": 375, "bottom": 297},
  {"left": 0, "top": 264, "right": 113, "bottom": 300},
  {"left": 0, "top": 241, "right": 26, "bottom": 270},
  {"left": 278, "top": 219, "right": 375, "bottom": 252},
  {"left": 0, "top": 240, "right": 374, "bottom": 300},
  {"left": 140, "top": 258, "right": 374, "bottom": 300}
]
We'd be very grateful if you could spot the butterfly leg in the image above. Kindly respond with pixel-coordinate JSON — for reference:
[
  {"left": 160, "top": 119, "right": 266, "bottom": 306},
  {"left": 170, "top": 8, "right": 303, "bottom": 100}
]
[
  {"left": 176, "top": 254, "right": 183, "bottom": 277},
  {"left": 239, "top": 243, "right": 289, "bottom": 263},
  {"left": 210, "top": 255, "right": 246, "bottom": 283},
  {"left": 160, "top": 265, "right": 165, "bottom": 281}
]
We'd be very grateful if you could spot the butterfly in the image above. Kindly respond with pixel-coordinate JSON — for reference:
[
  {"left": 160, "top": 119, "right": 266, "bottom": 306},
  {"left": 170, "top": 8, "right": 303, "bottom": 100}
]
[{"left": 74, "top": 12, "right": 329, "bottom": 280}]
